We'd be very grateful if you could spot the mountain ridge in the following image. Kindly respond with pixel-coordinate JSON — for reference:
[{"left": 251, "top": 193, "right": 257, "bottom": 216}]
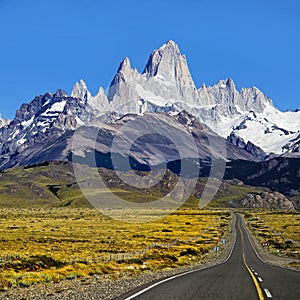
[{"left": 0, "top": 40, "right": 299, "bottom": 171}]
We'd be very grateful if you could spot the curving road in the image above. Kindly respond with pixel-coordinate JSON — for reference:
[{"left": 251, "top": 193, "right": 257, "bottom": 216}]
[{"left": 119, "top": 214, "right": 300, "bottom": 300}]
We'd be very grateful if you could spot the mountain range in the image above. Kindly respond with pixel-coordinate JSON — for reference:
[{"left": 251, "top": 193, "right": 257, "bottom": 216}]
[
  {"left": 71, "top": 40, "right": 300, "bottom": 156},
  {"left": 0, "top": 40, "right": 299, "bottom": 169}
]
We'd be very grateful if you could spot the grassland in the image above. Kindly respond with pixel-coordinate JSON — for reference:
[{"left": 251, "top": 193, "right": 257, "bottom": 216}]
[
  {"left": 244, "top": 211, "right": 300, "bottom": 267},
  {"left": 0, "top": 208, "right": 231, "bottom": 290},
  {"left": 0, "top": 162, "right": 85, "bottom": 208},
  {"left": 0, "top": 161, "right": 267, "bottom": 209}
]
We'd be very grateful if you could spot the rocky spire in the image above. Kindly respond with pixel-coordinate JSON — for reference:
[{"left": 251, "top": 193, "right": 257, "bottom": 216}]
[
  {"left": 143, "top": 40, "right": 194, "bottom": 83},
  {"left": 118, "top": 57, "right": 131, "bottom": 73},
  {"left": 108, "top": 57, "right": 139, "bottom": 102},
  {"left": 143, "top": 40, "right": 181, "bottom": 78},
  {"left": 109, "top": 57, "right": 132, "bottom": 87},
  {"left": 239, "top": 86, "right": 274, "bottom": 112},
  {"left": 141, "top": 40, "right": 199, "bottom": 105},
  {"left": 71, "top": 79, "right": 91, "bottom": 103}
]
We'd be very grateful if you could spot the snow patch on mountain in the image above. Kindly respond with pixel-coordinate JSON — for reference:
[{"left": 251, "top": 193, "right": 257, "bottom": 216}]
[
  {"left": 41, "top": 100, "right": 67, "bottom": 117},
  {"left": 21, "top": 116, "right": 35, "bottom": 130},
  {"left": 0, "top": 114, "right": 10, "bottom": 128}
]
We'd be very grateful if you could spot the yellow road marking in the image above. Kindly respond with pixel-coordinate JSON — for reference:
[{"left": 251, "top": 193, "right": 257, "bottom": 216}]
[{"left": 238, "top": 218, "right": 265, "bottom": 300}]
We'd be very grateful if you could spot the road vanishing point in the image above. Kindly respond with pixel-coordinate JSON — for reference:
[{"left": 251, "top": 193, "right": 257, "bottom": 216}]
[{"left": 119, "top": 214, "right": 300, "bottom": 300}]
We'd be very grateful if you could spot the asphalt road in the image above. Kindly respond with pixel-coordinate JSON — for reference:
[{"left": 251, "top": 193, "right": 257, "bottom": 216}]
[{"left": 119, "top": 214, "right": 300, "bottom": 300}]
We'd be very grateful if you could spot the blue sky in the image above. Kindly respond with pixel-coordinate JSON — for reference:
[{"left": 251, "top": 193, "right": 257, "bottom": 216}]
[{"left": 0, "top": 0, "right": 299, "bottom": 119}]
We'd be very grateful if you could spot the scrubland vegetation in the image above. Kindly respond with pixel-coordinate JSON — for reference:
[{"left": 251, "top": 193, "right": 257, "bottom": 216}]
[
  {"left": 0, "top": 208, "right": 231, "bottom": 290},
  {"left": 244, "top": 211, "right": 300, "bottom": 267}
]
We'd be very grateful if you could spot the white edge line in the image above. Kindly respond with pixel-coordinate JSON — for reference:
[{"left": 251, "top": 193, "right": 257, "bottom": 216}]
[
  {"left": 123, "top": 215, "right": 237, "bottom": 300},
  {"left": 264, "top": 288, "right": 272, "bottom": 298},
  {"left": 239, "top": 214, "right": 300, "bottom": 273}
]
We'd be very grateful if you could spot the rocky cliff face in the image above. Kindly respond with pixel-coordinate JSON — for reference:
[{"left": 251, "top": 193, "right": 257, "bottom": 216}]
[
  {"left": 142, "top": 40, "right": 199, "bottom": 106},
  {"left": 227, "top": 132, "right": 266, "bottom": 159},
  {"left": 104, "top": 40, "right": 200, "bottom": 115},
  {"left": 197, "top": 79, "right": 274, "bottom": 124},
  {"left": 239, "top": 191, "right": 294, "bottom": 210}
]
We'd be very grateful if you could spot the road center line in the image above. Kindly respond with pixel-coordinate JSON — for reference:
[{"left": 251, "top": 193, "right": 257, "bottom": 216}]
[
  {"left": 238, "top": 220, "right": 265, "bottom": 300},
  {"left": 243, "top": 258, "right": 265, "bottom": 300},
  {"left": 264, "top": 288, "right": 272, "bottom": 298}
]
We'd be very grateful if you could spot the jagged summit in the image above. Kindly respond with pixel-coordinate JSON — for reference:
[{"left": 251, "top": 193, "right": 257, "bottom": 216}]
[
  {"left": 143, "top": 40, "right": 181, "bottom": 76},
  {"left": 71, "top": 80, "right": 91, "bottom": 103},
  {"left": 142, "top": 40, "right": 191, "bottom": 82},
  {"left": 108, "top": 56, "right": 139, "bottom": 103},
  {"left": 160, "top": 40, "right": 180, "bottom": 51},
  {"left": 106, "top": 40, "right": 199, "bottom": 109},
  {"left": 54, "top": 89, "right": 68, "bottom": 98},
  {"left": 110, "top": 56, "right": 137, "bottom": 84},
  {"left": 217, "top": 78, "right": 236, "bottom": 90},
  {"left": 117, "top": 57, "right": 131, "bottom": 72}
]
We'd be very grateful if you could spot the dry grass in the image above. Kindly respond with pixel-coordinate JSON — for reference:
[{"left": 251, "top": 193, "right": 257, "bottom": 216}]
[
  {"left": 244, "top": 211, "right": 300, "bottom": 261},
  {"left": 0, "top": 208, "right": 231, "bottom": 290}
]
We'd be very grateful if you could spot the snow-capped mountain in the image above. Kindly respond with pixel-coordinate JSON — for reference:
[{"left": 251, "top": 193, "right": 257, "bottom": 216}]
[
  {"left": 217, "top": 108, "right": 300, "bottom": 155},
  {"left": 0, "top": 40, "right": 299, "bottom": 170},
  {"left": 70, "top": 40, "right": 299, "bottom": 156},
  {"left": 195, "top": 79, "right": 299, "bottom": 155},
  {"left": 0, "top": 90, "right": 93, "bottom": 169}
]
